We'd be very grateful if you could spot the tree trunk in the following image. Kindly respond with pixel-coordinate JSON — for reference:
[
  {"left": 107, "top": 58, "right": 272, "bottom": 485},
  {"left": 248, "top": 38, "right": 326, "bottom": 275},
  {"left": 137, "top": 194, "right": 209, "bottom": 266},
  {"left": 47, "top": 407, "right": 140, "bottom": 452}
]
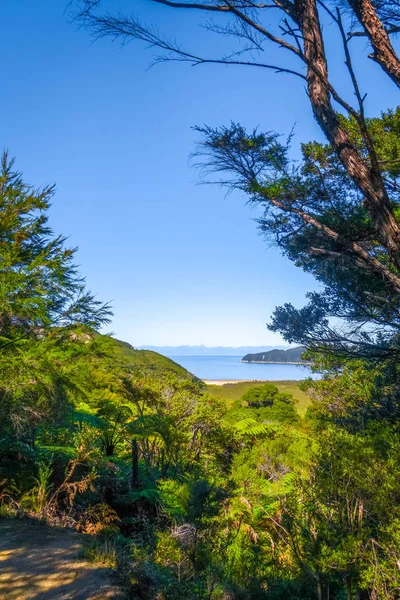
[
  {"left": 347, "top": 0, "right": 400, "bottom": 88},
  {"left": 131, "top": 438, "right": 140, "bottom": 489},
  {"left": 31, "top": 427, "right": 36, "bottom": 450},
  {"left": 316, "top": 575, "right": 323, "bottom": 600},
  {"left": 295, "top": 0, "right": 400, "bottom": 269},
  {"left": 346, "top": 577, "right": 353, "bottom": 600},
  {"left": 105, "top": 444, "right": 115, "bottom": 457}
]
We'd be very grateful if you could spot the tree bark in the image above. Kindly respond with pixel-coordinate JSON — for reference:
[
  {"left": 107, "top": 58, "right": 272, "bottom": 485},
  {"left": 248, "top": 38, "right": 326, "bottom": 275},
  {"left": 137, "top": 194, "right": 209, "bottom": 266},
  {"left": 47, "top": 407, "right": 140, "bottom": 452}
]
[
  {"left": 295, "top": 0, "right": 400, "bottom": 269},
  {"left": 347, "top": 0, "right": 400, "bottom": 88}
]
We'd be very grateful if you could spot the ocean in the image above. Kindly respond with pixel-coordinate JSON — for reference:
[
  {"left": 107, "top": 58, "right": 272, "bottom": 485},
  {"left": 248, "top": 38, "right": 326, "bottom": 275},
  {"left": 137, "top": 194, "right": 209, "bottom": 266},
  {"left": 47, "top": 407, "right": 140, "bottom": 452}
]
[{"left": 168, "top": 355, "right": 318, "bottom": 381}]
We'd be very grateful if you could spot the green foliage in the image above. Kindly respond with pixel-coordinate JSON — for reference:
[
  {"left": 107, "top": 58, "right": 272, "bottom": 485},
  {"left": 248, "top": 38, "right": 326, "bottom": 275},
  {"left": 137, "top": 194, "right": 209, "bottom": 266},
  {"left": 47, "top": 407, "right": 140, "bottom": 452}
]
[
  {"left": 83, "top": 531, "right": 120, "bottom": 568},
  {"left": 4, "top": 153, "right": 400, "bottom": 600},
  {"left": 194, "top": 112, "right": 400, "bottom": 361},
  {"left": 225, "top": 383, "right": 300, "bottom": 427},
  {"left": 242, "top": 383, "right": 284, "bottom": 407},
  {"left": 110, "top": 338, "right": 197, "bottom": 380},
  {"left": 234, "top": 418, "right": 279, "bottom": 439},
  {"left": 0, "top": 152, "right": 111, "bottom": 340},
  {"left": 20, "top": 460, "right": 53, "bottom": 514},
  {"left": 0, "top": 153, "right": 113, "bottom": 448}
]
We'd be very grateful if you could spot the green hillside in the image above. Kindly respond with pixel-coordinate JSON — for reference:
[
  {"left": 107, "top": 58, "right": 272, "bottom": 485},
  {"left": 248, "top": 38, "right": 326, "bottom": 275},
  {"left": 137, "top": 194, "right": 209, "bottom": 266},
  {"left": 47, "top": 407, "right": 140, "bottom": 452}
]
[{"left": 108, "top": 337, "right": 197, "bottom": 380}]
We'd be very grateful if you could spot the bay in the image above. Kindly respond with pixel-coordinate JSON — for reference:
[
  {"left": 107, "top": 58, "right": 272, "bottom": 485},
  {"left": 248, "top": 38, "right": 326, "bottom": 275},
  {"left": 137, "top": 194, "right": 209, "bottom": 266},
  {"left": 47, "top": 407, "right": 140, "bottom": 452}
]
[{"left": 168, "top": 355, "right": 318, "bottom": 381}]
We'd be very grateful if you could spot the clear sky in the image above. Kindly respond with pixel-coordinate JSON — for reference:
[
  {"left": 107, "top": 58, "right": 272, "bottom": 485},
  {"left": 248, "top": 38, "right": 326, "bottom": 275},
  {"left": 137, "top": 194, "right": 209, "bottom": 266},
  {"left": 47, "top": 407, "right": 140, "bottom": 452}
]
[{"left": 1, "top": 1, "right": 398, "bottom": 347}]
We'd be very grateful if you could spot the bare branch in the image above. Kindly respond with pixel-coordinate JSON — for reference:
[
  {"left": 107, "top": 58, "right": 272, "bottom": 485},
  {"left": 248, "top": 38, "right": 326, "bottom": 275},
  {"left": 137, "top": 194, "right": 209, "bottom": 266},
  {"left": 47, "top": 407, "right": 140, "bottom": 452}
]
[
  {"left": 79, "top": 8, "right": 307, "bottom": 78},
  {"left": 153, "top": 0, "right": 279, "bottom": 9},
  {"left": 202, "top": 18, "right": 266, "bottom": 52},
  {"left": 223, "top": 0, "right": 303, "bottom": 57}
]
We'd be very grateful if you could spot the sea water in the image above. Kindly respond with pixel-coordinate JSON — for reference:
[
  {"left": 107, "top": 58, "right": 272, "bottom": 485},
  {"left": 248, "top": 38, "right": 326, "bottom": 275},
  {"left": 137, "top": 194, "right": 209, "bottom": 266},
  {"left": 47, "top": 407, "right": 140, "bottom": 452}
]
[{"left": 168, "top": 355, "right": 319, "bottom": 381}]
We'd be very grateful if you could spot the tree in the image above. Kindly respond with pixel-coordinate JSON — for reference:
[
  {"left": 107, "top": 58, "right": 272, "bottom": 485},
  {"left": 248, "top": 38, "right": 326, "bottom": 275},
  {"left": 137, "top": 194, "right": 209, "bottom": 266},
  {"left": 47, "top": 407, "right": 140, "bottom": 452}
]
[
  {"left": 71, "top": 0, "right": 400, "bottom": 256},
  {"left": 72, "top": 0, "right": 400, "bottom": 359},
  {"left": 191, "top": 115, "right": 400, "bottom": 359},
  {"left": 0, "top": 151, "right": 111, "bottom": 346},
  {"left": 268, "top": 426, "right": 400, "bottom": 599},
  {"left": 0, "top": 152, "right": 111, "bottom": 443},
  {"left": 242, "top": 383, "right": 291, "bottom": 408}
]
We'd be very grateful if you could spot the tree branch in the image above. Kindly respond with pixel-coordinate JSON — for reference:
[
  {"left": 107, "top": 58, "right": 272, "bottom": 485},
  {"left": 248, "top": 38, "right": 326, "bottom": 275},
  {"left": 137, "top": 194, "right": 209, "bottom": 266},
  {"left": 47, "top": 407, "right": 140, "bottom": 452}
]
[
  {"left": 263, "top": 191, "right": 400, "bottom": 294},
  {"left": 153, "top": 0, "right": 278, "bottom": 9},
  {"left": 346, "top": 0, "right": 400, "bottom": 88}
]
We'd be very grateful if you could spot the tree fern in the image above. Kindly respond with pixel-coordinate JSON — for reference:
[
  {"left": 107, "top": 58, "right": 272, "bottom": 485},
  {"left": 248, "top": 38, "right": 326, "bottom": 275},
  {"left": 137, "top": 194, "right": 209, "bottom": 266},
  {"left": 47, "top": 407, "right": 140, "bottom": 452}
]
[{"left": 234, "top": 418, "right": 280, "bottom": 439}]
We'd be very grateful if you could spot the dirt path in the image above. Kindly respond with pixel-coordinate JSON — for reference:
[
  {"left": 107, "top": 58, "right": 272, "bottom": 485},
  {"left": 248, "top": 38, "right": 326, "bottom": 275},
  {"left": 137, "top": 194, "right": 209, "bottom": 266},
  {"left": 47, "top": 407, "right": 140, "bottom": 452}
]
[{"left": 0, "top": 519, "right": 125, "bottom": 600}]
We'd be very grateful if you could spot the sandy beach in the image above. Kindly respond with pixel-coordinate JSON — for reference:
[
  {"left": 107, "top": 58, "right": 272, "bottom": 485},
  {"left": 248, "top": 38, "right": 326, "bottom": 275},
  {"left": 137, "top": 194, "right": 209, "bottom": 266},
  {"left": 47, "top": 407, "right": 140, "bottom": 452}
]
[{"left": 204, "top": 379, "right": 260, "bottom": 386}]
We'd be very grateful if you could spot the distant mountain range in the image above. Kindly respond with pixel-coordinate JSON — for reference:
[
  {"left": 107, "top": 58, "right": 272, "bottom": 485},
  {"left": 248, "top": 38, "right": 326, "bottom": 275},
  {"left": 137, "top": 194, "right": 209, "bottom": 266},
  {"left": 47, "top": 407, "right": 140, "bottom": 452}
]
[
  {"left": 242, "top": 346, "right": 308, "bottom": 364},
  {"left": 139, "top": 345, "right": 289, "bottom": 357}
]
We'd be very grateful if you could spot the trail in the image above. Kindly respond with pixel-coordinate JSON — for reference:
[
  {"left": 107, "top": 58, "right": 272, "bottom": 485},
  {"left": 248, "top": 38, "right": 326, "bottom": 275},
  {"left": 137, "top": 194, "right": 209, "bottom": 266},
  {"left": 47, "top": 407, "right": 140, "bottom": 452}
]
[{"left": 0, "top": 519, "right": 124, "bottom": 600}]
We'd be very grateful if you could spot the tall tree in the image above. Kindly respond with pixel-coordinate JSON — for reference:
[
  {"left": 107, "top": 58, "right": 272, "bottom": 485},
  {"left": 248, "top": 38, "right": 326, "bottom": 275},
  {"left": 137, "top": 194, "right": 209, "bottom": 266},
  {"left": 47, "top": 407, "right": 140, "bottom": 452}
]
[
  {"left": 0, "top": 151, "right": 111, "bottom": 347},
  {"left": 72, "top": 0, "right": 400, "bottom": 357},
  {"left": 190, "top": 115, "right": 400, "bottom": 358},
  {"left": 72, "top": 0, "right": 400, "bottom": 257},
  {"left": 0, "top": 152, "right": 112, "bottom": 442}
]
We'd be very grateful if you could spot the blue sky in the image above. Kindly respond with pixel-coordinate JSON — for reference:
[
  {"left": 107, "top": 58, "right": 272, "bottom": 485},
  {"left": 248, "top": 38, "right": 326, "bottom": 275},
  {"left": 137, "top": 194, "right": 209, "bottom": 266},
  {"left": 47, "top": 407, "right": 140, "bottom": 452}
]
[{"left": 1, "top": 1, "right": 398, "bottom": 347}]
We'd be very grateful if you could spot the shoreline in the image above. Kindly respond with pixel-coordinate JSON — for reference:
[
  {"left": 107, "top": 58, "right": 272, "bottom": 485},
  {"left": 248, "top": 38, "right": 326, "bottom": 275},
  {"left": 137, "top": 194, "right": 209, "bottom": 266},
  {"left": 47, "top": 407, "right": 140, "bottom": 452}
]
[
  {"left": 241, "top": 360, "right": 311, "bottom": 365},
  {"left": 204, "top": 379, "right": 266, "bottom": 386}
]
